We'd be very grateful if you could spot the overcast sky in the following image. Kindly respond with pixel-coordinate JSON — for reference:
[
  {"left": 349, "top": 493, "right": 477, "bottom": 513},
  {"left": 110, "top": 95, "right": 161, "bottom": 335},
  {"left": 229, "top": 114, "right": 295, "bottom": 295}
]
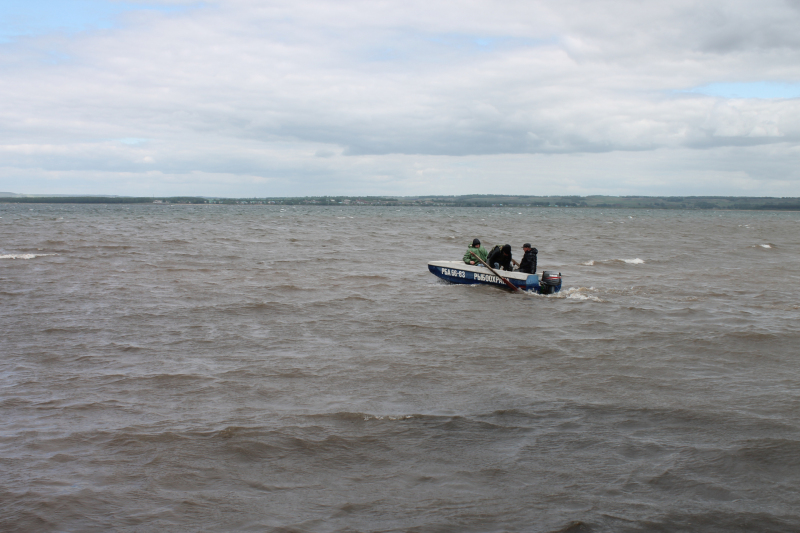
[{"left": 1, "top": 0, "right": 800, "bottom": 197}]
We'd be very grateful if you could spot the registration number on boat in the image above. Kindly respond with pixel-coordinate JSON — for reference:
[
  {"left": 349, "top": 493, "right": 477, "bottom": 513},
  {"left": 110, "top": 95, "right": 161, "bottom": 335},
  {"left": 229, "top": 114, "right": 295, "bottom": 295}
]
[{"left": 441, "top": 267, "right": 467, "bottom": 278}]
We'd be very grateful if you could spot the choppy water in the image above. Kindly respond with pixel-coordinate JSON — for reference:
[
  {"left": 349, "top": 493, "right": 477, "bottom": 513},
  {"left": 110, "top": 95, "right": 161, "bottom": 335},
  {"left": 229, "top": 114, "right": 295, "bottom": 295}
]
[{"left": 2, "top": 204, "right": 800, "bottom": 532}]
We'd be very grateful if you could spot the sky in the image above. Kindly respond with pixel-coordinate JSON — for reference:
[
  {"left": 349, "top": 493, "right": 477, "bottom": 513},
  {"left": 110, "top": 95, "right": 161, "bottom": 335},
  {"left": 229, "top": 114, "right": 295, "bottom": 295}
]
[{"left": 1, "top": 0, "right": 800, "bottom": 197}]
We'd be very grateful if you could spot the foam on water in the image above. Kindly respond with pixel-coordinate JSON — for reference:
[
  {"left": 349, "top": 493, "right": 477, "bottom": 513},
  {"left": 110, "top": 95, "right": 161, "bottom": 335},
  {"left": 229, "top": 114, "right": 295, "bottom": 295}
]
[
  {"left": 0, "top": 253, "right": 57, "bottom": 259},
  {"left": 579, "top": 258, "right": 644, "bottom": 265}
]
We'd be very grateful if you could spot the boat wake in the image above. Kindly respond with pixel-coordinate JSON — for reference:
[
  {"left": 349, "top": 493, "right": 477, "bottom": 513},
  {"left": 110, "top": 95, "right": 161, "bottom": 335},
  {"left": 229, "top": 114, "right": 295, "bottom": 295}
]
[
  {"left": 522, "top": 286, "right": 602, "bottom": 301},
  {"left": 562, "top": 287, "right": 603, "bottom": 301}
]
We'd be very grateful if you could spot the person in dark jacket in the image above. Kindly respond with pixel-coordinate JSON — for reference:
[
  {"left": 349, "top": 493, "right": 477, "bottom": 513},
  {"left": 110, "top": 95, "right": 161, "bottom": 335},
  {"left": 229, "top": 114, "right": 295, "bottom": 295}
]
[
  {"left": 518, "top": 243, "right": 538, "bottom": 274},
  {"left": 487, "top": 244, "right": 513, "bottom": 271}
]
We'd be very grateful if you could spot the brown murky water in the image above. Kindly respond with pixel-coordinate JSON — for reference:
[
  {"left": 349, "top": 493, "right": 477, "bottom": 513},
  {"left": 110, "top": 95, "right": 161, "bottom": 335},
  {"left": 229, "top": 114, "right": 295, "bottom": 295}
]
[{"left": 2, "top": 204, "right": 799, "bottom": 532}]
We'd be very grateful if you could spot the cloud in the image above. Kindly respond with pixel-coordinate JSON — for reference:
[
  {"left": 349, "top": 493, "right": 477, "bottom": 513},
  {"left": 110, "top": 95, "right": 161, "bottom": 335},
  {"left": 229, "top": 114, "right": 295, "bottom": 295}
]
[{"left": 1, "top": 0, "right": 800, "bottom": 195}]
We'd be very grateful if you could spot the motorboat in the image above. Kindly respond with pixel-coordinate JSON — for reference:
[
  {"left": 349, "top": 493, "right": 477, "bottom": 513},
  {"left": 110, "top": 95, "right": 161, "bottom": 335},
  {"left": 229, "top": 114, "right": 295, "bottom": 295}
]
[{"left": 428, "top": 261, "right": 562, "bottom": 294}]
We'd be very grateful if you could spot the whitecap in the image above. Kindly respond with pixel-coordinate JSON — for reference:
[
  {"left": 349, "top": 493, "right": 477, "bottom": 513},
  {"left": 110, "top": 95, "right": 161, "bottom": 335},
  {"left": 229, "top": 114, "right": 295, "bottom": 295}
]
[
  {"left": 623, "top": 258, "right": 645, "bottom": 264},
  {"left": 0, "top": 253, "right": 58, "bottom": 260},
  {"left": 760, "top": 244, "right": 772, "bottom": 249},
  {"left": 580, "top": 260, "right": 595, "bottom": 266}
]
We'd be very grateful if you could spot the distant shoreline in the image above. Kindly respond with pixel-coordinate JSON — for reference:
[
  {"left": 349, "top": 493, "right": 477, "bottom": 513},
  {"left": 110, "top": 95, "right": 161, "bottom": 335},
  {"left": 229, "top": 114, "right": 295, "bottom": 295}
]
[{"left": 2, "top": 194, "right": 800, "bottom": 211}]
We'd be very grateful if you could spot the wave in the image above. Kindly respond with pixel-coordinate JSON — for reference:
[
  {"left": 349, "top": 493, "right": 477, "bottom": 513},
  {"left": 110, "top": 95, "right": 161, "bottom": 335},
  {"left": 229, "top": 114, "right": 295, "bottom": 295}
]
[
  {"left": 580, "top": 258, "right": 644, "bottom": 266},
  {"left": 302, "top": 411, "right": 434, "bottom": 423},
  {"left": 0, "top": 253, "right": 58, "bottom": 259}
]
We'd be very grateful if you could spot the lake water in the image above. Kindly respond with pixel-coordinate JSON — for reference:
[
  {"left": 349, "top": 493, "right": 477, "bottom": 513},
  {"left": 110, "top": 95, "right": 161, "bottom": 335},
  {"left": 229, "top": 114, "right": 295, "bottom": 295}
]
[{"left": 2, "top": 204, "right": 799, "bottom": 532}]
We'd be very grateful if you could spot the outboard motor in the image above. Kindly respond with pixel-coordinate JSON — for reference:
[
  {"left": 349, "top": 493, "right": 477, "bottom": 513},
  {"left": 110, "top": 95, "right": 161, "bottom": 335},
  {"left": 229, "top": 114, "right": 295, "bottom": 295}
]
[{"left": 540, "top": 271, "right": 562, "bottom": 294}]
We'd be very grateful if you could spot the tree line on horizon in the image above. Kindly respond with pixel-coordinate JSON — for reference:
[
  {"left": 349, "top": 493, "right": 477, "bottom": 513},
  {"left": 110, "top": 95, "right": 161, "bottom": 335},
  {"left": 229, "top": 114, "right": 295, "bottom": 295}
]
[{"left": 2, "top": 195, "right": 800, "bottom": 210}]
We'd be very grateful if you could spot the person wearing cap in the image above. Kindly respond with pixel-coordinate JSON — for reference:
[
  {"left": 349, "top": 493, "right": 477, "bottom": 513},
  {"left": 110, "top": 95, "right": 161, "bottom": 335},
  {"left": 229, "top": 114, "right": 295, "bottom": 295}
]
[
  {"left": 518, "top": 243, "right": 538, "bottom": 274},
  {"left": 463, "top": 238, "right": 488, "bottom": 265},
  {"left": 487, "top": 244, "right": 514, "bottom": 271}
]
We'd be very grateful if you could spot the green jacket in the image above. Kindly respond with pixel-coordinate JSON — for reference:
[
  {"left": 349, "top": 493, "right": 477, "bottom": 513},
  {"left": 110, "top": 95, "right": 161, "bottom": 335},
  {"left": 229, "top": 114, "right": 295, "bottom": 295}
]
[{"left": 463, "top": 245, "right": 488, "bottom": 264}]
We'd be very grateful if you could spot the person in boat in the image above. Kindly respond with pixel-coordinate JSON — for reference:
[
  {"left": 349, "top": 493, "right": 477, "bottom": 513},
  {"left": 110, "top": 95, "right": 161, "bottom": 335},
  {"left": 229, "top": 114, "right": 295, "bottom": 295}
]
[
  {"left": 463, "top": 238, "right": 488, "bottom": 265},
  {"left": 487, "top": 244, "right": 513, "bottom": 271},
  {"left": 517, "top": 243, "right": 538, "bottom": 274}
]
